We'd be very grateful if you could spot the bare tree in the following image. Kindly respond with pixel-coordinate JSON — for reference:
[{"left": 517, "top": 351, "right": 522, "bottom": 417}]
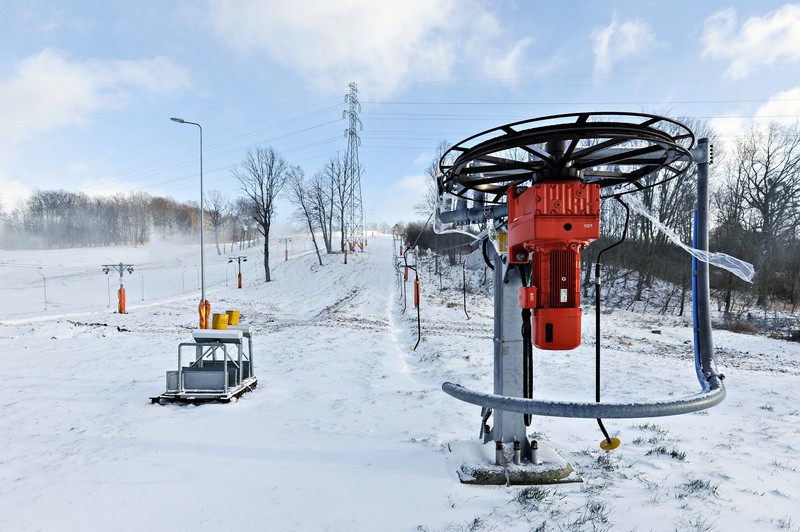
[
  {"left": 232, "top": 146, "right": 289, "bottom": 282},
  {"left": 712, "top": 172, "right": 756, "bottom": 314},
  {"left": 327, "top": 154, "right": 350, "bottom": 252},
  {"left": 205, "top": 189, "right": 229, "bottom": 255},
  {"left": 416, "top": 140, "right": 452, "bottom": 218},
  {"left": 309, "top": 170, "right": 334, "bottom": 253},
  {"left": 726, "top": 121, "right": 800, "bottom": 307},
  {"left": 230, "top": 196, "right": 255, "bottom": 250},
  {"left": 286, "top": 166, "right": 323, "bottom": 266}
]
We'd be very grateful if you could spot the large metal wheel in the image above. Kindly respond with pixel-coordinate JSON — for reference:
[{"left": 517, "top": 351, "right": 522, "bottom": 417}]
[{"left": 439, "top": 112, "right": 695, "bottom": 202}]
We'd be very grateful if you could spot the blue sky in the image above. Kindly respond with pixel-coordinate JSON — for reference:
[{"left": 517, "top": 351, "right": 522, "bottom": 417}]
[{"left": 1, "top": 1, "right": 798, "bottom": 227}]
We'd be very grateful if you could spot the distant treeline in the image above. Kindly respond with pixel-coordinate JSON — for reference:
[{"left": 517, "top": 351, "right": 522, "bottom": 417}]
[{"left": 0, "top": 189, "right": 257, "bottom": 250}]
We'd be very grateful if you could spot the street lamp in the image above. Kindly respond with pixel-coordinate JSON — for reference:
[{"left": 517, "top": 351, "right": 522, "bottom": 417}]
[
  {"left": 278, "top": 237, "right": 292, "bottom": 261},
  {"left": 171, "top": 116, "right": 209, "bottom": 328},
  {"left": 228, "top": 256, "right": 247, "bottom": 289}
]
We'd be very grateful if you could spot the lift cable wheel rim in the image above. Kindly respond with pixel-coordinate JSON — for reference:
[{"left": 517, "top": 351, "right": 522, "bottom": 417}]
[{"left": 439, "top": 111, "right": 695, "bottom": 202}]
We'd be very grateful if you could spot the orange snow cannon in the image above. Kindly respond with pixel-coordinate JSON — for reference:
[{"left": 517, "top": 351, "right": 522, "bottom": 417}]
[
  {"left": 117, "top": 287, "right": 126, "bottom": 314},
  {"left": 198, "top": 299, "right": 211, "bottom": 329},
  {"left": 508, "top": 181, "right": 600, "bottom": 350}
]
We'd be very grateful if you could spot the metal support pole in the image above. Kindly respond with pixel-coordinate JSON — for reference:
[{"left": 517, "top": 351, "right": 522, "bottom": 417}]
[
  {"left": 693, "top": 138, "right": 721, "bottom": 390},
  {"left": 171, "top": 117, "right": 208, "bottom": 327},
  {"left": 488, "top": 253, "right": 530, "bottom": 459}
]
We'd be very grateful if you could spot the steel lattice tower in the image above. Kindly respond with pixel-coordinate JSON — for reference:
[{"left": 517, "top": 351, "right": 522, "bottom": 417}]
[{"left": 343, "top": 82, "right": 364, "bottom": 247}]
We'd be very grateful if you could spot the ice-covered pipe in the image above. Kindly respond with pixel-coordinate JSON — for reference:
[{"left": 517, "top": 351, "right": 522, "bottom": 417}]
[{"left": 441, "top": 381, "right": 725, "bottom": 419}]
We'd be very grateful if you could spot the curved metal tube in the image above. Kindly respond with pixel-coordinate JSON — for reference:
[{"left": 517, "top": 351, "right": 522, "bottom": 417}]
[
  {"left": 438, "top": 204, "right": 508, "bottom": 225},
  {"left": 441, "top": 381, "right": 725, "bottom": 419}
]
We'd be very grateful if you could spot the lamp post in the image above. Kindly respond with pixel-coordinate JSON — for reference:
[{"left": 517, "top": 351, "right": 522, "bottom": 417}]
[
  {"left": 171, "top": 117, "right": 209, "bottom": 328},
  {"left": 278, "top": 238, "right": 292, "bottom": 261},
  {"left": 229, "top": 256, "right": 247, "bottom": 288}
]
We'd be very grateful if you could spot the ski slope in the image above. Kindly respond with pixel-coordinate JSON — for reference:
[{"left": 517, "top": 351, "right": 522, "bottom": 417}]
[{"left": 1, "top": 235, "right": 799, "bottom": 531}]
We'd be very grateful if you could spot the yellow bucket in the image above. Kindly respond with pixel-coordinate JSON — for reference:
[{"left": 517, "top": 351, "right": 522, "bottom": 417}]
[
  {"left": 226, "top": 310, "right": 240, "bottom": 325},
  {"left": 212, "top": 313, "right": 229, "bottom": 330}
]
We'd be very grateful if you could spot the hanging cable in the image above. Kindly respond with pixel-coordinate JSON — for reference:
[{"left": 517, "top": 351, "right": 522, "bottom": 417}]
[
  {"left": 401, "top": 250, "right": 409, "bottom": 314},
  {"left": 481, "top": 237, "right": 495, "bottom": 270},
  {"left": 413, "top": 271, "right": 422, "bottom": 351},
  {"left": 594, "top": 197, "right": 630, "bottom": 450},
  {"left": 462, "top": 262, "right": 471, "bottom": 320},
  {"left": 518, "top": 264, "right": 533, "bottom": 427},
  {"left": 402, "top": 247, "right": 423, "bottom": 351}
]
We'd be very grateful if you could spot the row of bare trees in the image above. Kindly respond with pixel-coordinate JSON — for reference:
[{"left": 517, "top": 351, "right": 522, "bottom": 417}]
[
  {"left": 0, "top": 143, "right": 365, "bottom": 284},
  {"left": 581, "top": 120, "right": 800, "bottom": 314},
  {"left": 228, "top": 146, "right": 364, "bottom": 282},
  {"left": 1, "top": 191, "right": 187, "bottom": 249},
  {"left": 0, "top": 186, "right": 260, "bottom": 251}
]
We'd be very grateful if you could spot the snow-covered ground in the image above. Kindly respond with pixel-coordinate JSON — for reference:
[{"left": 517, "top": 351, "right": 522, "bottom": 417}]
[{"left": 1, "top": 235, "right": 799, "bottom": 531}]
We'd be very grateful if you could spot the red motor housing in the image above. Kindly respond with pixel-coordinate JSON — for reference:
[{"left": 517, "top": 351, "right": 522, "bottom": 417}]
[{"left": 508, "top": 181, "right": 600, "bottom": 350}]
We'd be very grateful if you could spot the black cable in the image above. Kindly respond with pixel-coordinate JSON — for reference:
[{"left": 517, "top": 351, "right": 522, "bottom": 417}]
[
  {"left": 462, "top": 263, "right": 470, "bottom": 320},
  {"left": 413, "top": 272, "right": 422, "bottom": 351},
  {"left": 594, "top": 197, "right": 631, "bottom": 446},
  {"left": 518, "top": 264, "right": 533, "bottom": 427},
  {"left": 482, "top": 238, "right": 495, "bottom": 270},
  {"left": 403, "top": 247, "right": 423, "bottom": 350},
  {"left": 401, "top": 251, "right": 410, "bottom": 314}
]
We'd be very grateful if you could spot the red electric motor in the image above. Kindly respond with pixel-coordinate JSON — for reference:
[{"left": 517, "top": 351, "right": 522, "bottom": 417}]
[{"left": 507, "top": 180, "right": 600, "bottom": 350}]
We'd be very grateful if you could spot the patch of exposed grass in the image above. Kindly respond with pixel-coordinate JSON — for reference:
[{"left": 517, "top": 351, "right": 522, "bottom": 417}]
[
  {"left": 646, "top": 445, "right": 687, "bottom": 461},
  {"left": 678, "top": 478, "right": 719, "bottom": 499}
]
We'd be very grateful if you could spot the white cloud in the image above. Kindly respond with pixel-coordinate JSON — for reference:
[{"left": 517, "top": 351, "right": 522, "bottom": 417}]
[
  {"left": 207, "top": 0, "right": 533, "bottom": 97},
  {"left": 592, "top": 14, "right": 658, "bottom": 78},
  {"left": 709, "top": 86, "right": 800, "bottom": 153},
  {"left": 754, "top": 86, "right": 800, "bottom": 125},
  {"left": 0, "top": 49, "right": 189, "bottom": 144},
  {"left": 0, "top": 171, "right": 32, "bottom": 211},
  {"left": 392, "top": 174, "right": 426, "bottom": 192},
  {"left": 701, "top": 5, "right": 800, "bottom": 79},
  {"left": 413, "top": 152, "right": 432, "bottom": 166}
]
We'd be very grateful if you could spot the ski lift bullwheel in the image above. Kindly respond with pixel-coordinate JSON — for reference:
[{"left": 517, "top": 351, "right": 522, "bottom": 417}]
[
  {"left": 437, "top": 112, "right": 723, "bottom": 452},
  {"left": 439, "top": 111, "right": 695, "bottom": 202}
]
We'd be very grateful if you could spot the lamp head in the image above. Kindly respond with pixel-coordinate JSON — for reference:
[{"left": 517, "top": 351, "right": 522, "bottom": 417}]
[{"left": 170, "top": 117, "right": 185, "bottom": 123}]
